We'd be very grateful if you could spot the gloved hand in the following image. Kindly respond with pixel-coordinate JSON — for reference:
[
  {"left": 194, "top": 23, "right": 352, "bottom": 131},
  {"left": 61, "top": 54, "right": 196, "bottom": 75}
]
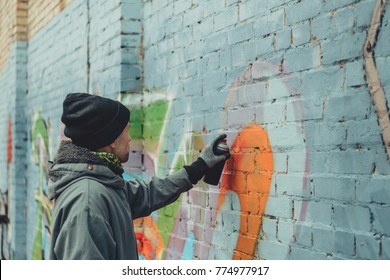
[{"left": 199, "top": 134, "right": 231, "bottom": 168}]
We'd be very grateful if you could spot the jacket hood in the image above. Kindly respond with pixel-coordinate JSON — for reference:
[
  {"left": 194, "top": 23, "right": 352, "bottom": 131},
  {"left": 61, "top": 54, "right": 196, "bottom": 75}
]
[{"left": 48, "top": 141, "right": 124, "bottom": 200}]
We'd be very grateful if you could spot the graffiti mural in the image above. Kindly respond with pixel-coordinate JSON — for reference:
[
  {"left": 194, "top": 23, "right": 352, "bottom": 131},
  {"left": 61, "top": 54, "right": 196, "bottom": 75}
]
[
  {"left": 31, "top": 113, "right": 52, "bottom": 259},
  {"left": 124, "top": 56, "right": 310, "bottom": 259}
]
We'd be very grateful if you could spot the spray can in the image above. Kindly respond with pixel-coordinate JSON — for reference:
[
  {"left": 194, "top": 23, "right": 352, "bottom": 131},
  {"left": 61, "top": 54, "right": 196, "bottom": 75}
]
[{"left": 203, "top": 139, "right": 229, "bottom": 185}]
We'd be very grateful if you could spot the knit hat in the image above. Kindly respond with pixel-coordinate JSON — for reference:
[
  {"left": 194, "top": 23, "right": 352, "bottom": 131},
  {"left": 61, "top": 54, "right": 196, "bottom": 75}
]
[{"left": 62, "top": 93, "right": 130, "bottom": 150}]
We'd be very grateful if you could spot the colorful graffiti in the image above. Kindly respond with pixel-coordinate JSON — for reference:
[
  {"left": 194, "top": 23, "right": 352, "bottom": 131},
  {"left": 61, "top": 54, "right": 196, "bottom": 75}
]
[
  {"left": 125, "top": 56, "right": 311, "bottom": 259},
  {"left": 31, "top": 113, "right": 52, "bottom": 259}
]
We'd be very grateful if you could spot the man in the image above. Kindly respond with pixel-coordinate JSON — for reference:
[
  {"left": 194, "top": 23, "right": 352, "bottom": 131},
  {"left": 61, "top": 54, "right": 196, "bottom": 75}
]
[{"left": 48, "top": 93, "right": 230, "bottom": 260}]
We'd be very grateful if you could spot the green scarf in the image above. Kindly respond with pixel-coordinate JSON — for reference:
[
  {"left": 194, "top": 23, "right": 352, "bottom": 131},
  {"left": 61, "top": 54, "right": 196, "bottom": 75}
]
[{"left": 93, "top": 152, "right": 124, "bottom": 175}]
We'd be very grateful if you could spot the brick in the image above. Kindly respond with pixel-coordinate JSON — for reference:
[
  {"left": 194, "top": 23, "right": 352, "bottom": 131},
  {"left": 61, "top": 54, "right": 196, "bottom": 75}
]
[
  {"left": 214, "top": 6, "right": 238, "bottom": 32},
  {"left": 257, "top": 240, "right": 290, "bottom": 260},
  {"left": 356, "top": 177, "right": 390, "bottom": 204},
  {"left": 228, "top": 22, "right": 254, "bottom": 45},
  {"left": 292, "top": 22, "right": 311, "bottom": 46},
  {"left": 370, "top": 205, "right": 390, "bottom": 235},
  {"left": 284, "top": 45, "right": 321, "bottom": 72},
  {"left": 260, "top": 217, "right": 277, "bottom": 241},
  {"left": 305, "top": 121, "right": 346, "bottom": 148},
  {"left": 325, "top": 93, "right": 371, "bottom": 122},
  {"left": 275, "top": 28, "right": 291, "bottom": 51},
  {"left": 355, "top": 233, "right": 380, "bottom": 260},
  {"left": 289, "top": 245, "right": 327, "bottom": 259},
  {"left": 322, "top": 32, "right": 366, "bottom": 65},
  {"left": 311, "top": 13, "right": 332, "bottom": 40},
  {"left": 334, "top": 230, "right": 355, "bottom": 256},
  {"left": 264, "top": 196, "right": 292, "bottom": 219},
  {"left": 285, "top": 0, "right": 323, "bottom": 25},
  {"left": 277, "top": 219, "right": 294, "bottom": 244},
  {"left": 345, "top": 60, "right": 365, "bottom": 87},
  {"left": 287, "top": 97, "right": 323, "bottom": 122},
  {"left": 303, "top": 66, "right": 345, "bottom": 97},
  {"left": 334, "top": 204, "right": 371, "bottom": 232},
  {"left": 312, "top": 226, "right": 335, "bottom": 252},
  {"left": 295, "top": 223, "right": 312, "bottom": 247},
  {"left": 346, "top": 118, "right": 382, "bottom": 146},
  {"left": 295, "top": 200, "right": 332, "bottom": 225},
  {"left": 253, "top": 9, "right": 285, "bottom": 37},
  {"left": 383, "top": 237, "right": 390, "bottom": 259},
  {"left": 313, "top": 176, "right": 355, "bottom": 201},
  {"left": 276, "top": 175, "right": 311, "bottom": 198}
]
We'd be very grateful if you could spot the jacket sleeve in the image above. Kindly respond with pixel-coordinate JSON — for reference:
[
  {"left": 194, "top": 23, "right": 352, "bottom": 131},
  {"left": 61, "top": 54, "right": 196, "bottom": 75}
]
[
  {"left": 124, "top": 168, "right": 193, "bottom": 219},
  {"left": 53, "top": 210, "right": 116, "bottom": 260}
]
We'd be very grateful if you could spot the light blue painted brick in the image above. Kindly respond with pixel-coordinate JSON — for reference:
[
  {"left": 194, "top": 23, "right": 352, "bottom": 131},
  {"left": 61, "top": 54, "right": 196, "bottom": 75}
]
[
  {"left": 193, "top": 17, "right": 214, "bottom": 41},
  {"left": 383, "top": 237, "right": 390, "bottom": 259},
  {"left": 334, "top": 204, "right": 371, "bottom": 232},
  {"left": 174, "top": 0, "right": 191, "bottom": 15},
  {"left": 227, "top": 107, "right": 255, "bottom": 127},
  {"left": 328, "top": 151, "right": 375, "bottom": 175},
  {"left": 276, "top": 175, "right": 311, "bottom": 198},
  {"left": 292, "top": 22, "right": 311, "bottom": 46},
  {"left": 183, "top": 6, "right": 203, "bottom": 26},
  {"left": 305, "top": 122, "right": 346, "bottom": 148},
  {"left": 265, "top": 197, "right": 292, "bottom": 219},
  {"left": 287, "top": 97, "right": 323, "bottom": 121},
  {"left": 260, "top": 102, "right": 285, "bottom": 124},
  {"left": 237, "top": 83, "right": 264, "bottom": 105},
  {"left": 295, "top": 223, "right": 312, "bottom": 247},
  {"left": 311, "top": 13, "right": 332, "bottom": 40},
  {"left": 214, "top": 6, "right": 238, "bottom": 32},
  {"left": 256, "top": 36, "right": 275, "bottom": 57},
  {"left": 334, "top": 230, "right": 355, "bottom": 255},
  {"left": 202, "top": 0, "right": 225, "bottom": 17},
  {"left": 331, "top": 7, "right": 357, "bottom": 35},
  {"left": 254, "top": 9, "right": 285, "bottom": 37},
  {"left": 295, "top": 200, "right": 332, "bottom": 225},
  {"left": 289, "top": 246, "right": 327, "bottom": 260},
  {"left": 370, "top": 205, "right": 390, "bottom": 235},
  {"left": 258, "top": 240, "right": 290, "bottom": 259},
  {"left": 322, "top": 32, "right": 366, "bottom": 65},
  {"left": 203, "top": 70, "right": 226, "bottom": 91},
  {"left": 273, "top": 153, "right": 287, "bottom": 173},
  {"left": 377, "top": 57, "right": 390, "bottom": 88},
  {"left": 286, "top": 0, "right": 323, "bottom": 25},
  {"left": 313, "top": 176, "right": 355, "bottom": 201},
  {"left": 376, "top": 23, "right": 390, "bottom": 57},
  {"left": 345, "top": 60, "right": 365, "bottom": 87},
  {"left": 325, "top": 93, "right": 371, "bottom": 121},
  {"left": 355, "top": 233, "right": 380, "bottom": 260},
  {"left": 355, "top": 0, "right": 377, "bottom": 28},
  {"left": 312, "top": 226, "right": 335, "bottom": 252},
  {"left": 303, "top": 67, "right": 345, "bottom": 97},
  {"left": 275, "top": 28, "right": 291, "bottom": 50},
  {"left": 239, "top": 0, "right": 263, "bottom": 21},
  {"left": 121, "top": 2, "right": 142, "bottom": 20},
  {"left": 174, "top": 28, "right": 193, "bottom": 48},
  {"left": 284, "top": 45, "right": 321, "bottom": 72},
  {"left": 165, "top": 16, "right": 183, "bottom": 35},
  {"left": 267, "top": 123, "right": 305, "bottom": 151},
  {"left": 231, "top": 43, "right": 248, "bottom": 67},
  {"left": 268, "top": 74, "right": 302, "bottom": 100},
  {"left": 277, "top": 219, "right": 294, "bottom": 245},
  {"left": 356, "top": 177, "right": 390, "bottom": 204},
  {"left": 185, "top": 40, "right": 204, "bottom": 61},
  {"left": 228, "top": 23, "right": 254, "bottom": 45},
  {"left": 260, "top": 217, "right": 277, "bottom": 241},
  {"left": 323, "top": 0, "right": 360, "bottom": 11}
]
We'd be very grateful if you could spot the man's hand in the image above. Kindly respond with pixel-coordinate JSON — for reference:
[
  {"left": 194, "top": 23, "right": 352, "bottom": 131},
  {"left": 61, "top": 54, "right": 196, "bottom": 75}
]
[{"left": 199, "top": 134, "right": 231, "bottom": 168}]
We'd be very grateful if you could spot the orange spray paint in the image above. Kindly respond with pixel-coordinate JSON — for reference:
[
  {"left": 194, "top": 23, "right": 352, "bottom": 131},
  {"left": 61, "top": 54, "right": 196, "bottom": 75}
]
[{"left": 217, "top": 123, "right": 273, "bottom": 259}]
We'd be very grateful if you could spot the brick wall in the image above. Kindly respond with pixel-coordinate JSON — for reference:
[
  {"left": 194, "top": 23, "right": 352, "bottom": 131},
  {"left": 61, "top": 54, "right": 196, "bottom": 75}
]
[{"left": 0, "top": 0, "right": 389, "bottom": 260}]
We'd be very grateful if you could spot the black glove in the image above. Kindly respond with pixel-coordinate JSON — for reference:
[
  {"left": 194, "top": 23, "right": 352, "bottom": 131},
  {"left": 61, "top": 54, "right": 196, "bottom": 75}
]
[{"left": 184, "top": 134, "right": 230, "bottom": 184}]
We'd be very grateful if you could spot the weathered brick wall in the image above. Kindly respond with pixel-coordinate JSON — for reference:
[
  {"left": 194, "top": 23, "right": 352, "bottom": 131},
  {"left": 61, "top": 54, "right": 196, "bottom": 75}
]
[
  {"left": 136, "top": 0, "right": 390, "bottom": 260},
  {"left": 1, "top": 0, "right": 389, "bottom": 260}
]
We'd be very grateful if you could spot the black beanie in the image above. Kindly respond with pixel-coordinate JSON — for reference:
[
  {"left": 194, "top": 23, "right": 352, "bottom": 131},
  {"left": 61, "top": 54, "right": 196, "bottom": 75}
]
[{"left": 62, "top": 93, "right": 130, "bottom": 150}]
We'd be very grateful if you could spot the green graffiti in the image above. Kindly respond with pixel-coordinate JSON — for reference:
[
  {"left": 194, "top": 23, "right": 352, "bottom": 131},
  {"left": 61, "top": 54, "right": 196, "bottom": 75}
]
[{"left": 31, "top": 113, "right": 52, "bottom": 260}]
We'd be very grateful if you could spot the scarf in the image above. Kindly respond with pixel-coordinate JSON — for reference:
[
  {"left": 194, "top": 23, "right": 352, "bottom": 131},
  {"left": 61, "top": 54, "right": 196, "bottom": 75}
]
[{"left": 92, "top": 151, "right": 124, "bottom": 176}]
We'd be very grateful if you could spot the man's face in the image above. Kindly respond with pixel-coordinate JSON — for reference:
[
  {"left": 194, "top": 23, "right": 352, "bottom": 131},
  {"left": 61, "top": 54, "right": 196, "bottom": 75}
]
[{"left": 112, "top": 122, "right": 132, "bottom": 163}]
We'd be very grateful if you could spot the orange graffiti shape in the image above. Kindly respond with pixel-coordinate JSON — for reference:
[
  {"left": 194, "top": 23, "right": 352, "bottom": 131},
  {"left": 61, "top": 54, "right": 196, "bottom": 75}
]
[
  {"left": 218, "top": 123, "right": 273, "bottom": 259},
  {"left": 134, "top": 216, "right": 164, "bottom": 260}
]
